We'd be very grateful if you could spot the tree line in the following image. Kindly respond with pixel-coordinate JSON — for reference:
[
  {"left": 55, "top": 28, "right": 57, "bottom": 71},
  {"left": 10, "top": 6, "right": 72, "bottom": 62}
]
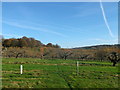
[
  {"left": 2, "top": 36, "right": 60, "bottom": 48},
  {"left": 2, "top": 36, "right": 120, "bottom": 66}
]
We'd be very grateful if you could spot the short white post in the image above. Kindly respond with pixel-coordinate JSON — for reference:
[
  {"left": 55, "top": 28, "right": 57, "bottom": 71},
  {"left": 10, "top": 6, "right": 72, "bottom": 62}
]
[
  {"left": 20, "top": 65, "right": 23, "bottom": 74},
  {"left": 77, "top": 61, "right": 79, "bottom": 76}
]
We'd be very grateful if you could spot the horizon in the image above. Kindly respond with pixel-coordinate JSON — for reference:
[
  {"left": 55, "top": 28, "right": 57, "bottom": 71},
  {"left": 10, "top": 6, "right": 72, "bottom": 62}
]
[
  {"left": 2, "top": 2, "right": 118, "bottom": 48},
  {"left": 2, "top": 35, "right": 118, "bottom": 49}
]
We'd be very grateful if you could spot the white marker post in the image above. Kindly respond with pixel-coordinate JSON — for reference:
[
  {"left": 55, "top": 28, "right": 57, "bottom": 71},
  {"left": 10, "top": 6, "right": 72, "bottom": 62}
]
[
  {"left": 77, "top": 61, "right": 79, "bottom": 76},
  {"left": 20, "top": 65, "right": 23, "bottom": 74}
]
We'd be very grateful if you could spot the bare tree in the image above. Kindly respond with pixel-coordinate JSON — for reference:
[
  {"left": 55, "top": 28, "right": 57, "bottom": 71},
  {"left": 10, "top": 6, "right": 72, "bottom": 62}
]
[
  {"left": 3, "top": 47, "right": 24, "bottom": 58},
  {"left": 40, "top": 47, "right": 51, "bottom": 59},
  {"left": 108, "top": 52, "right": 120, "bottom": 66},
  {"left": 58, "top": 49, "right": 72, "bottom": 60},
  {"left": 79, "top": 54, "right": 89, "bottom": 60},
  {"left": 95, "top": 49, "right": 107, "bottom": 61}
]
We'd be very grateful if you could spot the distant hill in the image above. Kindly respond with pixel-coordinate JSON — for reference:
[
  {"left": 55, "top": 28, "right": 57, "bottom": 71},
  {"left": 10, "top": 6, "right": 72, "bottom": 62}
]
[{"left": 73, "top": 44, "right": 120, "bottom": 49}]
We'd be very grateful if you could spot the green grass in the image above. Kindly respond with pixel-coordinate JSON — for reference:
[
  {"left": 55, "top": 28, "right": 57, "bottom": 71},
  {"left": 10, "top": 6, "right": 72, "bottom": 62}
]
[{"left": 2, "top": 58, "right": 119, "bottom": 88}]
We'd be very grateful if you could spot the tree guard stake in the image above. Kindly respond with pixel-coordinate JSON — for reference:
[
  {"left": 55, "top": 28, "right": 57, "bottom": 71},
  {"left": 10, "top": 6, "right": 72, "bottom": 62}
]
[
  {"left": 77, "top": 61, "right": 79, "bottom": 76},
  {"left": 20, "top": 65, "right": 23, "bottom": 74}
]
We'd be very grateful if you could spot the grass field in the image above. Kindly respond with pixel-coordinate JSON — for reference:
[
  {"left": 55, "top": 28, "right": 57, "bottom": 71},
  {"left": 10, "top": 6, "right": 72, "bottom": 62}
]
[{"left": 2, "top": 58, "right": 119, "bottom": 88}]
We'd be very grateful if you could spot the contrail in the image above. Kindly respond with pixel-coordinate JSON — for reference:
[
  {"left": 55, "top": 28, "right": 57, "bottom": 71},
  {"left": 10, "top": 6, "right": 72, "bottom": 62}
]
[{"left": 100, "top": 0, "right": 114, "bottom": 37}]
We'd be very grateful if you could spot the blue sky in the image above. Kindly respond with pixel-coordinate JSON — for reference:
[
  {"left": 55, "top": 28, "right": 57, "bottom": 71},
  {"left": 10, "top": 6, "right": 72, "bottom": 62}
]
[{"left": 2, "top": 2, "right": 118, "bottom": 48}]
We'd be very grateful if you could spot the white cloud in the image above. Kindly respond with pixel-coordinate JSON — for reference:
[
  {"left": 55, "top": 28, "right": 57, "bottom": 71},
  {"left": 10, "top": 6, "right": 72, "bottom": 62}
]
[{"left": 89, "top": 38, "right": 118, "bottom": 44}]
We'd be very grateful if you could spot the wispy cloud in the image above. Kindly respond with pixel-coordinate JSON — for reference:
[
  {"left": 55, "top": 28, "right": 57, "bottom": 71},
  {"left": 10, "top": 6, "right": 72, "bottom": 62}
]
[
  {"left": 89, "top": 38, "right": 118, "bottom": 44},
  {"left": 73, "top": 8, "right": 99, "bottom": 18},
  {"left": 3, "top": 20, "right": 67, "bottom": 37},
  {"left": 2, "top": 33, "right": 23, "bottom": 38},
  {"left": 100, "top": 0, "right": 114, "bottom": 37}
]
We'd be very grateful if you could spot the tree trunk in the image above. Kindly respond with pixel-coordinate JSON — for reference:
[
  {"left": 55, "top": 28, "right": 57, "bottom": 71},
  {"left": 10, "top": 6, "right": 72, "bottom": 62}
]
[
  {"left": 65, "top": 56, "right": 67, "bottom": 60},
  {"left": 113, "top": 62, "right": 116, "bottom": 66},
  {"left": 16, "top": 53, "right": 19, "bottom": 58},
  {"left": 41, "top": 55, "right": 43, "bottom": 59}
]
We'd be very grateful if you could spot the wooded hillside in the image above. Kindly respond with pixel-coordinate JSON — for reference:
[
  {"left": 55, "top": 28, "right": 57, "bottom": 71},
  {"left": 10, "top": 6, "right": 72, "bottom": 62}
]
[{"left": 2, "top": 36, "right": 60, "bottom": 48}]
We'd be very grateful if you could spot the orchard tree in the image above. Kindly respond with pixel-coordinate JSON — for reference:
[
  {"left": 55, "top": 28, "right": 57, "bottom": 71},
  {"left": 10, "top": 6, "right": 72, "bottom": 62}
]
[
  {"left": 58, "top": 49, "right": 72, "bottom": 60},
  {"left": 73, "top": 49, "right": 90, "bottom": 60},
  {"left": 79, "top": 54, "right": 89, "bottom": 60},
  {"left": 3, "top": 47, "right": 24, "bottom": 58},
  {"left": 108, "top": 52, "right": 120, "bottom": 66},
  {"left": 40, "top": 47, "right": 50, "bottom": 59},
  {"left": 95, "top": 49, "right": 107, "bottom": 61}
]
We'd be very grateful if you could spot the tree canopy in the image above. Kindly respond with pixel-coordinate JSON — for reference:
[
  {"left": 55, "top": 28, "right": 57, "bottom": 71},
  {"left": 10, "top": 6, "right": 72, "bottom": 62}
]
[{"left": 2, "top": 36, "right": 60, "bottom": 48}]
